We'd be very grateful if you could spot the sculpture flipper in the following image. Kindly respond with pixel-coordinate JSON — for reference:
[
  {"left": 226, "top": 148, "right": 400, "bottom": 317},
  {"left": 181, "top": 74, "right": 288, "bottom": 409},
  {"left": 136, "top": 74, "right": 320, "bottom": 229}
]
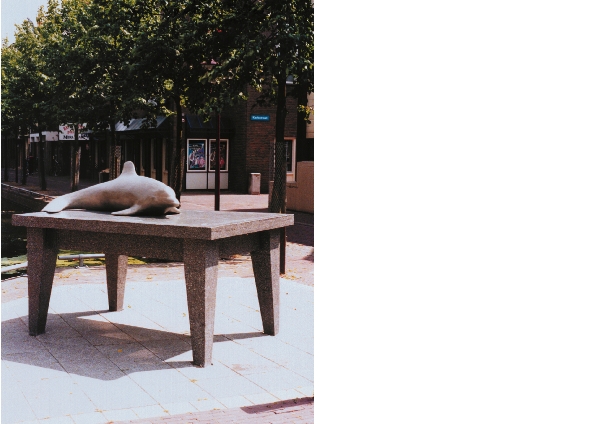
[
  {"left": 42, "top": 196, "right": 72, "bottom": 213},
  {"left": 112, "top": 204, "right": 143, "bottom": 216}
]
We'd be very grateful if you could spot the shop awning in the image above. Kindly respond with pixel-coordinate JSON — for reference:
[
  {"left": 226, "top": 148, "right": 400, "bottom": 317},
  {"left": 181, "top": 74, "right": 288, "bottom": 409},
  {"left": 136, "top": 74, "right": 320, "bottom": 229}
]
[{"left": 115, "top": 116, "right": 168, "bottom": 132}]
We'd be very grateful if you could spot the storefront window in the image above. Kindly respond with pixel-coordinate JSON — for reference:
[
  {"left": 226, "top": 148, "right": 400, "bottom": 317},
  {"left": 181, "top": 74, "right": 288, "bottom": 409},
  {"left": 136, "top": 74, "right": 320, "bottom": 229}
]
[
  {"left": 285, "top": 140, "right": 293, "bottom": 172},
  {"left": 209, "top": 140, "right": 228, "bottom": 171},
  {"left": 187, "top": 139, "right": 206, "bottom": 171}
]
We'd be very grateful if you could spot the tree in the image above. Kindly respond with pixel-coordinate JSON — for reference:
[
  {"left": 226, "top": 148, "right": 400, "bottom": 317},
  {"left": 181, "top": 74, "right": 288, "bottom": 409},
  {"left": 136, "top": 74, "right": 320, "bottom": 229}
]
[
  {"left": 1, "top": 11, "right": 62, "bottom": 190},
  {"left": 42, "top": 0, "right": 155, "bottom": 189},
  {"left": 129, "top": 0, "right": 249, "bottom": 201},
  {"left": 239, "top": 0, "right": 314, "bottom": 272},
  {"left": 129, "top": 0, "right": 199, "bottom": 200},
  {"left": 1, "top": 38, "right": 22, "bottom": 182},
  {"left": 183, "top": 0, "right": 258, "bottom": 209},
  {"left": 251, "top": 0, "right": 314, "bottom": 214},
  {"left": 41, "top": 0, "right": 96, "bottom": 191},
  {"left": 75, "top": 0, "right": 162, "bottom": 180}
]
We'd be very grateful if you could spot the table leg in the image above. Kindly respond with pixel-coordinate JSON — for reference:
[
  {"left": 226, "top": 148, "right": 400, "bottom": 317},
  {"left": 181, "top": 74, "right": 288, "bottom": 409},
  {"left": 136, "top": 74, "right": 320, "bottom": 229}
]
[
  {"left": 183, "top": 239, "right": 219, "bottom": 367},
  {"left": 105, "top": 254, "right": 128, "bottom": 311},
  {"left": 26, "top": 228, "right": 58, "bottom": 336},
  {"left": 250, "top": 230, "right": 280, "bottom": 336}
]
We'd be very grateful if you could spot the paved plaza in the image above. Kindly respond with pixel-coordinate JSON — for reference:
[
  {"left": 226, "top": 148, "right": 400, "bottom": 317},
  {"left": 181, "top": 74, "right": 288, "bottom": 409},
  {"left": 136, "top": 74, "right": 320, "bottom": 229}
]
[
  {"left": 2, "top": 173, "right": 314, "bottom": 423},
  {"left": 2, "top": 273, "right": 313, "bottom": 423}
]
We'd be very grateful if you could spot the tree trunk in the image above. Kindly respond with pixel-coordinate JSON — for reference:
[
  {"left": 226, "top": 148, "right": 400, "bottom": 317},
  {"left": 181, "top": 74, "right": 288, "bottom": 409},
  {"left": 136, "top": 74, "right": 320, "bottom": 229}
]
[
  {"left": 15, "top": 140, "right": 19, "bottom": 184},
  {"left": 215, "top": 113, "right": 221, "bottom": 211},
  {"left": 109, "top": 120, "right": 116, "bottom": 180},
  {"left": 21, "top": 138, "right": 27, "bottom": 185},
  {"left": 2, "top": 140, "right": 6, "bottom": 181},
  {"left": 71, "top": 125, "right": 81, "bottom": 192},
  {"left": 2, "top": 137, "right": 10, "bottom": 182},
  {"left": 38, "top": 126, "right": 47, "bottom": 191},
  {"left": 269, "top": 74, "right": 289, "bottom": 274},
  {"left": 270, "top": 74, "right": 288, "bottom": 214},
  {"left": 169, "top": 96, "right": 184, "bottom": 201},
  {"left": 115, "top": 133, "right": 122, "bottom": 177},
  {"left": 38, "top": 134, "right": 47, "bottom": 191}
]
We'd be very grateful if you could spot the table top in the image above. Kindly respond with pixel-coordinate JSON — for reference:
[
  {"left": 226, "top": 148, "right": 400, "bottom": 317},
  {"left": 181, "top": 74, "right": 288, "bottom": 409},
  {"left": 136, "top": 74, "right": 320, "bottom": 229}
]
[{"left": 12, "top": 210, "right": 294, "bottom": 240}]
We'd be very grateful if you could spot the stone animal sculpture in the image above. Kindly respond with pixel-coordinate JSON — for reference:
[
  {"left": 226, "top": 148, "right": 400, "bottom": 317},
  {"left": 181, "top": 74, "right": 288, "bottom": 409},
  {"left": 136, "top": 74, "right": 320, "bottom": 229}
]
[{"left": 42, "top": 161, "right": 181, "bottom": 216}]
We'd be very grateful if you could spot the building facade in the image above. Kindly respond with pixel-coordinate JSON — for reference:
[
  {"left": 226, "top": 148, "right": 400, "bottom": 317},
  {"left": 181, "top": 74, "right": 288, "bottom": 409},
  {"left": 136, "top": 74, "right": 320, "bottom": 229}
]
[{"left": 11, "top": 85, "right": 313, "bottom": 197}]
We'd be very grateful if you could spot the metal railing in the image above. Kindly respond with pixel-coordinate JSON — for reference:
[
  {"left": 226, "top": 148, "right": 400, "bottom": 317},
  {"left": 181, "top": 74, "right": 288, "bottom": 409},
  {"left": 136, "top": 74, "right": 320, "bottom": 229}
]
[
  {"left": 1, "top": 183, "right": 55, "bottom": 201},
  {"left": 57, "top": 253, "right": 105, "bottom": 268},
  {"left": 0, "top": 262, "right": 28, "bottom": 273},
  {"left": 1, "top": 253, "right": 106, "bottom": 273}
]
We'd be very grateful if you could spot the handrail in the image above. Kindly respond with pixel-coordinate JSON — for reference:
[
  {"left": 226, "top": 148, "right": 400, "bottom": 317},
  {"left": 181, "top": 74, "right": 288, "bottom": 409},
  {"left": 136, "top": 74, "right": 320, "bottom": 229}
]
[
  {"left": 1, "top": 253, "right": 106, "bottom": 273},
  {"left": 57, "top": 253, "right": 105, "bottom": 267},
  {"left": 1, "top": 262, "right": 28, "bottom": 273},
  {"left": 1, "top": 183, "right": 55, "bottom": 201}
]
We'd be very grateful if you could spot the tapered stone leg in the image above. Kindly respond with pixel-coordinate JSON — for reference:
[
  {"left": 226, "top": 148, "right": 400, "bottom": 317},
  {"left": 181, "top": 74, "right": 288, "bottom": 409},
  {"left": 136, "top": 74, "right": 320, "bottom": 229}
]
[
  {"left": 105, "top": 254, "right": 128, "bottom": 311},
  {"left": 26, "top": 228, "right": 58, "bottom": 336},
  {"left": 250, "top": 230, "right": 280, "bottom": 336},
  {"left": 183, "top": 239, "right": 219, "bottom": 367}
]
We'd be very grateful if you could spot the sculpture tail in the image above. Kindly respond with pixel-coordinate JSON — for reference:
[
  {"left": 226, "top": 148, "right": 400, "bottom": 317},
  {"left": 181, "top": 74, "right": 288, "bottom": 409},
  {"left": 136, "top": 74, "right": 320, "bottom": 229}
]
[{"left": 42, "top": 196, "right": 71, "bottom": 213}]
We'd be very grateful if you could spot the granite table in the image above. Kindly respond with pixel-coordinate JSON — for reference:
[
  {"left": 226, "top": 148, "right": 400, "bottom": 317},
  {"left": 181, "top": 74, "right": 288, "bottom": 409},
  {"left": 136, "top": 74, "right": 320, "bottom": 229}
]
[{"left": 12, "top": 210, "right": 294, "bottom": 367}]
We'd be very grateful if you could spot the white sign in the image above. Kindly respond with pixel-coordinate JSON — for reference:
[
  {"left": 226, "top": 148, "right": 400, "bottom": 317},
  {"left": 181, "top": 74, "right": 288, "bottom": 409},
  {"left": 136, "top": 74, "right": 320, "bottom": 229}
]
[{"left": 59, "top": 124, "right": 90, "bottom": 141}]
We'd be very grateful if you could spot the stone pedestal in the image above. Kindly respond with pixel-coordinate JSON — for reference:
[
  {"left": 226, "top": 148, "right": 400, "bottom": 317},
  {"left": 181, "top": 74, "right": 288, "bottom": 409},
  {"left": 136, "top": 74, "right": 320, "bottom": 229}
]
[{"left": 13, "top": 210, "right": 294, "bottom": 367}]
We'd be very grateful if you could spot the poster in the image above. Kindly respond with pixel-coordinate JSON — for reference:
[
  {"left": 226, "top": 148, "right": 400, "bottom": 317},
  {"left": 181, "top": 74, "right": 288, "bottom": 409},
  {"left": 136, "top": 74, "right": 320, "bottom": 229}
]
[
  {"left": 58, "top": 123, "right": 90, "bottom": 141},
  {"left": 187, "top": 140, "right": 206, "bottom": 171},
  {"left": 209, "top": 140, "right": 228, "bottom": 171}
]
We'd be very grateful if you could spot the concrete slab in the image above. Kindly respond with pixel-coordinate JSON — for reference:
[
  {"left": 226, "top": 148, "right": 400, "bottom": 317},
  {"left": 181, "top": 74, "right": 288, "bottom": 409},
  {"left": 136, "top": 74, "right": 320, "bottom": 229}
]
[{"left": 1, "top": 276, "right": 313, "bottom": 423}]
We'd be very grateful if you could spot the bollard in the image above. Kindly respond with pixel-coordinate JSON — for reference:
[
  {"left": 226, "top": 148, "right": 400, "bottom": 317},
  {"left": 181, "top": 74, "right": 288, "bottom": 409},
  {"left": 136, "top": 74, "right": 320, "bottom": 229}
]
[{"left": 248, "top": 173, "right": 261, "bottom": 195}]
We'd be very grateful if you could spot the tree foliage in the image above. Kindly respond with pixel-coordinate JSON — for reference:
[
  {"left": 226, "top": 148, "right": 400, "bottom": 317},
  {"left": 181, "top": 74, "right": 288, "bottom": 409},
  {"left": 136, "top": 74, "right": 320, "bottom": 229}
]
[{"left": 1, "top": 0, "right": 314, "bottom": 196}]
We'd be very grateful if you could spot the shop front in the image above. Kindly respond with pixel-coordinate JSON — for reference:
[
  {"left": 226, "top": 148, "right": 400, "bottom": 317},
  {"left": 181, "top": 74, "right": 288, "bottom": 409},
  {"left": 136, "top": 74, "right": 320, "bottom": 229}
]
[{"left": 185, "top": 138, "right": 229, "bottom": 189}]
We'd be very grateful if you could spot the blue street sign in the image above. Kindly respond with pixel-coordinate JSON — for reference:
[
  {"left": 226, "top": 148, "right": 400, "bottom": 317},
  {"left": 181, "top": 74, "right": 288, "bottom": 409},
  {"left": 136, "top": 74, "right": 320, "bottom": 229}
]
[{"left": 250, "top": 114, "right": 270, "bottom": 122}]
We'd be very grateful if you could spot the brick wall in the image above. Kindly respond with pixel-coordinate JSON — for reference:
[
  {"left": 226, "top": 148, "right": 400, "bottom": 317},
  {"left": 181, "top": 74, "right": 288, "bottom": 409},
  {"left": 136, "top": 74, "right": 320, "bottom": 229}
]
[
  {"left": 222, "top": 85, "right": 299, "bottom": 193},
  {"left": 224, "top": 105, "right": 247, "bottom": 192}
]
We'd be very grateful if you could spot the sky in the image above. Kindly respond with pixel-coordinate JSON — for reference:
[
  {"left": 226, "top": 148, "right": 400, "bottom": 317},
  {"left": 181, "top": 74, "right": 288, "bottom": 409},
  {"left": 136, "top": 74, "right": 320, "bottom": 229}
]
[{"left": 1, "top": 0, "right": 51, "bottom": 44}]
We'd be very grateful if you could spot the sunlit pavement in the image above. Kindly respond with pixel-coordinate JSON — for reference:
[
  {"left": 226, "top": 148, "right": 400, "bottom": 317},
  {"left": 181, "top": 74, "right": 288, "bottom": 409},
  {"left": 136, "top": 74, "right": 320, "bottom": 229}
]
[
  {"left": 2, "top": 273, "right": 313, "bottom": 423},
  {"left": 2, "top": 171, "right": 314, "bottom": 423}
]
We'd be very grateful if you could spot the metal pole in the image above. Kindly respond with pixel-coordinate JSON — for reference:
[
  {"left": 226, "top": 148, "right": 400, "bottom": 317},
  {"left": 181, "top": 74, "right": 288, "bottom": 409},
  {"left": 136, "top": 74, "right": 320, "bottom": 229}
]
[{"left": 215, "top": 113, "right": 221, "bottom": 211}]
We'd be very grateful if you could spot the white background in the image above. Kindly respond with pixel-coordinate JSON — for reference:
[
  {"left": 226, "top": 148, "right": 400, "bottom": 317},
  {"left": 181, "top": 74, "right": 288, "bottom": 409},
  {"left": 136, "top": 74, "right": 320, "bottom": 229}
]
[
  {"left": 3, "top": 0, "right": 600, "bottom": 421},
  {"left": 317, "top": 1, "right": 600, "bottom": 422}
]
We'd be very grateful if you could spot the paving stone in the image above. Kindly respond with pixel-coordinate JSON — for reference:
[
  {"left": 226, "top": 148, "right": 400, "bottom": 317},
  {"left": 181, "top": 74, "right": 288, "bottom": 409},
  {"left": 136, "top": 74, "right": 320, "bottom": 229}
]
[
  {"left": 1, "top": 386, "right": 38, "bottom": 423},
  {"left": 70, "top": 375, "right": 156, "bottom": 411},
  {"left": 216, "top": 395, "right": 254, "bottom": 408},
  {"left": 101, "top": 408, "right": 140, "bottom": 423},
  {"left": 127, "top": 368, "right": 214, "bottom": 404},
  {"left": 196, "top": 375, "right": 266, "bottom": 398},
  {"left": 2, "top": 260, "right": 313, "bottom": 423},
  {"left": 22, "top": 378, "right": 97, "bottom": 419},
  {"left": 158, "top": 401, "right": 199, "bottom": 416},
  {"left": 69, "top": 411, "right": 108, "bottom": 424}
]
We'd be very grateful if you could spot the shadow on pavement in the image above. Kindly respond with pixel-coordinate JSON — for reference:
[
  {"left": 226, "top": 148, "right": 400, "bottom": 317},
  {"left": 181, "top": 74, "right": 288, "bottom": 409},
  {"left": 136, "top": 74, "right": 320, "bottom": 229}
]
[{"left": 2, "top": 312, "right": 269, "bottom": 381}]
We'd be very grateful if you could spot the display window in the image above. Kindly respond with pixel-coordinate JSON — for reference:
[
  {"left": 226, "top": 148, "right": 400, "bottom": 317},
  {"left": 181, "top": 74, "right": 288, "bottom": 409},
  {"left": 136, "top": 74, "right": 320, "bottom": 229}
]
[
  {"left": 187, "top": 139, "right": 207, "bottom": 171},
  {"left": 285, "top": 140, "right": 293, "bottom": 172},
  {"left": 208, "top": 139, "right": 229, "bottom": 171}
]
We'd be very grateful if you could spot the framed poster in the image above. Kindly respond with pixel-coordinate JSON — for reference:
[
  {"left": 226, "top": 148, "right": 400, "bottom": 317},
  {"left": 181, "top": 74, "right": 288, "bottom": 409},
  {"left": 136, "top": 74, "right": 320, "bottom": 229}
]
[
  {"left": 209, "top": 139, "right": 228, "bottom": 171},
  {"left": 187, "top": 139, "right": 206, "bottom": 171}
]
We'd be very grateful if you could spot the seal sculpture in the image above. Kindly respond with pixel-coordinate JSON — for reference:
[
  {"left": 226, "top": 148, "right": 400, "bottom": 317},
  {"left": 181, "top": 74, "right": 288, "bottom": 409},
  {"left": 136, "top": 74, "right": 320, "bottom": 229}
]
[{"left": 42, "top": 161, "right": 181, "bottom": 216}]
